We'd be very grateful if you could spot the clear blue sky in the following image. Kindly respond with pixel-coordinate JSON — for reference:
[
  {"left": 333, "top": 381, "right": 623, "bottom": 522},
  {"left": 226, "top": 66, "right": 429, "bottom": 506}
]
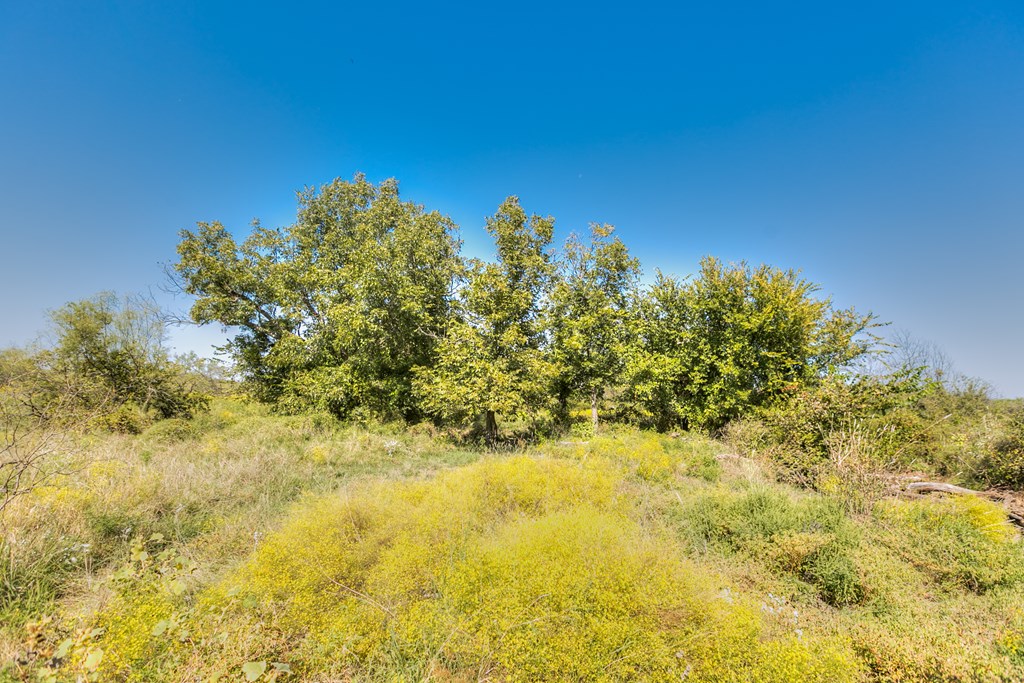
[{"left": 2, "top": 2, "right": 1022, "bottom": 394}]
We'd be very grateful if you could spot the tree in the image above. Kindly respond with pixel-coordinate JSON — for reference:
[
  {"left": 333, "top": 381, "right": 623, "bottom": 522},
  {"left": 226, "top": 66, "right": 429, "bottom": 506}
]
[
  {"left": 1, "top": 290, "right": 203, "bottom": 511},
  {"left": 549, "top": 224, "right": 640, "bottom": 430},
  {"left": 622, "top": 257, "right": 877, "bottom": 432},
  {"left": 414, "top": 197, "right": 555, "bottom": 441},
  {"left": 48, "top": 293, "right": 206, "bottom": 422},
  {"left": 174, "top": 174, "right": 461, "bottom": 419}
]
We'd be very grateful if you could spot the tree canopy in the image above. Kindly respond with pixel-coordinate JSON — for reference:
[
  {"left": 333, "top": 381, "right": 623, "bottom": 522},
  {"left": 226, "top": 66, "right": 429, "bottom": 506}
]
[
  {"left": 175, "top": 174, "right": 879, "bottom": 437},
  {"left": 413, "top": 197, "right": 556, "bottom": 440},
  {"left": 622, "top": 258, "right": 877, "bottom": 431},
  {"left": 176, "top": 174, "right": 460, "bottom": 420},
  {"left": 549, "top": 224, "right": 640, "bottom": 428}
]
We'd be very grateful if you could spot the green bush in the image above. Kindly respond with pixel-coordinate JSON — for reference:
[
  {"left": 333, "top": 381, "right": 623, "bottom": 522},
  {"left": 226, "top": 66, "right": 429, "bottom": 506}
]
[
  {"left": 678, "top": 488, "right": 864, "bottom": 605},
  {"left": 729, "top": 374, "right": 928, "bottom": 485},
  {"left": 978, "top": 415, "right": 1024, "bottom": 489},
  {"left": 139, "top": 417, "right": 197, "bottom": 444},
  {"left": 801, "top": 540, "right": 864, "bottom": 606},
  {"left": 873, "top": 495, "right": 1024, "bottom": 592}
]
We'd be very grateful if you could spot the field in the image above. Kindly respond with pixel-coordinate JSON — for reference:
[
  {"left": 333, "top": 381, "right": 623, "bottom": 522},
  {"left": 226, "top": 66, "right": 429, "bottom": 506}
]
[{"left": 5, "top": 399, "right": 1024, "bottom": 682}]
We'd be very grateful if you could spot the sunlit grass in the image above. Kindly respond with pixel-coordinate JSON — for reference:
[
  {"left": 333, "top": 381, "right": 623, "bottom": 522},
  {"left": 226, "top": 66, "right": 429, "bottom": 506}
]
[{"left": 6, "top": 401, "right": 1024, "bottom": 681}]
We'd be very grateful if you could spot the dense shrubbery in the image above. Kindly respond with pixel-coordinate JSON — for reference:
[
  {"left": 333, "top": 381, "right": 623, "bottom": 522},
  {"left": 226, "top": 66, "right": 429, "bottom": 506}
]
[
  {"left": 618, "top": 259, "right": 875, "bottom": 432},
  {"left": 979, "top": 406, "right": 1024, "bottom": 489},
  {"left": 168, "top": 173, "right": 1024, "bottom": 490},
  {"left": 677, "top": 487, "right": 865, "bottom": 606},
  {"left": 874, "top": 495, "right": 1022, "bottom": 592},
  {"left": 0, "top": 294, "right": 215, "bottom": 518},
  {"left": 1, "top": 294, "right": 209, "bottom": 431},
  {"left": 723, "top": 364, "right": 1024, "bottom": 496}
]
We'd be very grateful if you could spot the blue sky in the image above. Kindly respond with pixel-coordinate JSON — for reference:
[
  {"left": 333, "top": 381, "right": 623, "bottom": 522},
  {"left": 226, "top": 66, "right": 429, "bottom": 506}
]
[{"left": 2, "top": 2, "right": 1022, "bottom": 394}]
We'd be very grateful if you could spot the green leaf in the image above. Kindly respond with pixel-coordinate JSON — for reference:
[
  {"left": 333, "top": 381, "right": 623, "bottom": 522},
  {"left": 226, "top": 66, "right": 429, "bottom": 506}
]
[
  {"left": 54, "top": 638, "right": 73, "bottom": 659},
  {"left": 272, "top": 662, "right": 292, "bottom": 673},
  {"left": 242, "top": 661, "right": 267, "bottom": 681},
  {"left": 151, "top": 619, "right": 171, "bottom": 636},
  {"left": 83, "top": 648, "right": 104, "bottom": 671},
  {"left": 168, "top": 578, "right": 187, "bottom": 595},
  {"left": 111, "top": 566, "right": 134, "bottom": 581}
]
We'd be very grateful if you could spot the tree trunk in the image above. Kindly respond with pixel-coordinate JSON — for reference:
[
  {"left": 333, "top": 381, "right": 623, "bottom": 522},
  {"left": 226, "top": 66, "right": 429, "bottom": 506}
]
[
  {"left": 591, "top": 388, "right": 599, "bottom": 433},
  {"left": 484, "top": 409, "right": 498, "bottom": 445}
]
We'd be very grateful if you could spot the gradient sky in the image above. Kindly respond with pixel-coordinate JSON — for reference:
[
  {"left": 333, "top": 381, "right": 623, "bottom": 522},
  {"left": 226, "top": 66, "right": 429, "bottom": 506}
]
[{"left": 2, "top": 2, "right": 1022, "bottom": 394}]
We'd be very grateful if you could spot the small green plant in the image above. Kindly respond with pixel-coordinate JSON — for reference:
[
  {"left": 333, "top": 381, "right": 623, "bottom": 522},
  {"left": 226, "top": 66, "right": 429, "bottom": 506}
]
[
  {"left": 874, "top": 495, "right": 1023, "bottom": 592},
  {"left": 980, "top": 417, "right": 1024, "bottom": 488},
  {"left": 15, "top": 615, "right": 107, "bottom": 683},
  {"left": 678, "top": 488, "right": 864, "bottom": 605}
]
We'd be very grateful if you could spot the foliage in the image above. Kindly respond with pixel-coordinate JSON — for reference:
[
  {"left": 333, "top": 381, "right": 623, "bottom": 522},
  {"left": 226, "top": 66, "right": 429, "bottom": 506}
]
[
  {"left": 413, "top": 197, "right": 556, "bottom": 440},
  {"left": 48, "top": 293, "right": 208, "bottom": 423},
  {"left": 873, "top": 495, "right": 1024, "bottom": 592},
  {"left": 621, "top": 258, "right": 877, "bottom": 432},
  {"left": 175, "top": 174, "right": 461, "bottom": 420},
  {"left": 1, "top": 294, "right": 209, "bottom": 519},
  {"left": 677, "top": 487, "right": 865, "bottom": 606},
  {"left": 74, "top": 456, "right": 856, "bottom": 681},
  {"left": 977, "top": 408, "right": 1024, "bottom": 489},
  {"left": 0, "top": 369, "right": 89, "bottom": 517},
  {"left": 0, "top": 398, "right": 472, "bottom": 643},
  {"left": 727, "top": 371, "right": 930, "bottom": 485},
  {"left": 728, "top": 342, "right": 1023, "bottom": 492},
  {"left": 544, "top": 430, "right": 723, "bottom": 484},
  {"left": 171, "top": 174, "right": 897, "bottom": 444},
  {"left": 549, "top": 224, "right": 640, "bottom": 428},
  {"left": 13, "top": 168, "right": 1024, "bottom": 679},
  {"left": 9, "top": 401, "right": 1024, "bottom": 681}
]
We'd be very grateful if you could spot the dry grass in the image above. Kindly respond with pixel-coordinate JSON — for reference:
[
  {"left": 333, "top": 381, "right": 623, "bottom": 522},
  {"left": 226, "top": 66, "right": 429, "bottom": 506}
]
[{"left": 6, "top": 405, "right": 1024, "bottom": 681}]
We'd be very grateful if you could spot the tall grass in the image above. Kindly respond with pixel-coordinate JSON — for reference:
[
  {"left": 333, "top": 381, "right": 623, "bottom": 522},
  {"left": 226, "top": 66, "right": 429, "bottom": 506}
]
[
  {"left": 7, "top": 405, "right": 1024, "bottom": 681},
  {"left": 0, "top": 400, "right": 474, "bottom": 644}
]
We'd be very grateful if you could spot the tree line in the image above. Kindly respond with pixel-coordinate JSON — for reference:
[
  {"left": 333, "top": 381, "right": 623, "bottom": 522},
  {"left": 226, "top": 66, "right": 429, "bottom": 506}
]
[{"left": 174, "top": 174, "right": 875, "bottom": 440}]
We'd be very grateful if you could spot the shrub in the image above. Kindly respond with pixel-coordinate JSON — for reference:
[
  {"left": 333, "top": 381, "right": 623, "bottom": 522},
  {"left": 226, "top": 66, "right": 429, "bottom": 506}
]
[
  {"left": 727, "top": 373, "right": 928, "bottom": 484},
  {"left": 48, "top": 293, "right": 211, "bottom": 422},
  {"left": 873, "top": 495, "right": 1024, "bottom": 592},
  {"left": 139, "top": 417, "right": 198, "bottom": 444},
  {"left": 980, "top": 417, "right": 1024, "bottom": 489},
  {"left": 677, "top": 488, "right": 864, "bottom": 605}
]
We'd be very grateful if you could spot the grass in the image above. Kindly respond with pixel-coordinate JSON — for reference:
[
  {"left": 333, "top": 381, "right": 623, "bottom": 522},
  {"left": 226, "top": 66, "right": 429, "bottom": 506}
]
[
  {"left": 5, "top": 401, "right": 1024, "bottom": 681},
  {"left": 0, "top": 400, "right": 475, "bottom": 646}
]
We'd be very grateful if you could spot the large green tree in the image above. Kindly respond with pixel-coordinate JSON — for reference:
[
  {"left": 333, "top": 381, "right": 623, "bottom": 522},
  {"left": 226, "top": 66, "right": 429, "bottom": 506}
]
[
  {"left": 175, "top": 174, "right": 461, "bottom": 419},
  {"left": 414, "top": 197, "right": 555, "bottom": 440},
  {"left": 550, "top": 224, "right": 640, "bottom": 430},
  {"left": 622, "top": 257, "right": 877, "bottom": 431}
]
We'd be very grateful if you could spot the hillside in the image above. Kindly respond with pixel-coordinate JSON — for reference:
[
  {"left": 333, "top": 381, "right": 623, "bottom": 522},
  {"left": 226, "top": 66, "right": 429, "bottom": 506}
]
[{"left": 5, "top": 399, "right": 1024, "bottom": 681}]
